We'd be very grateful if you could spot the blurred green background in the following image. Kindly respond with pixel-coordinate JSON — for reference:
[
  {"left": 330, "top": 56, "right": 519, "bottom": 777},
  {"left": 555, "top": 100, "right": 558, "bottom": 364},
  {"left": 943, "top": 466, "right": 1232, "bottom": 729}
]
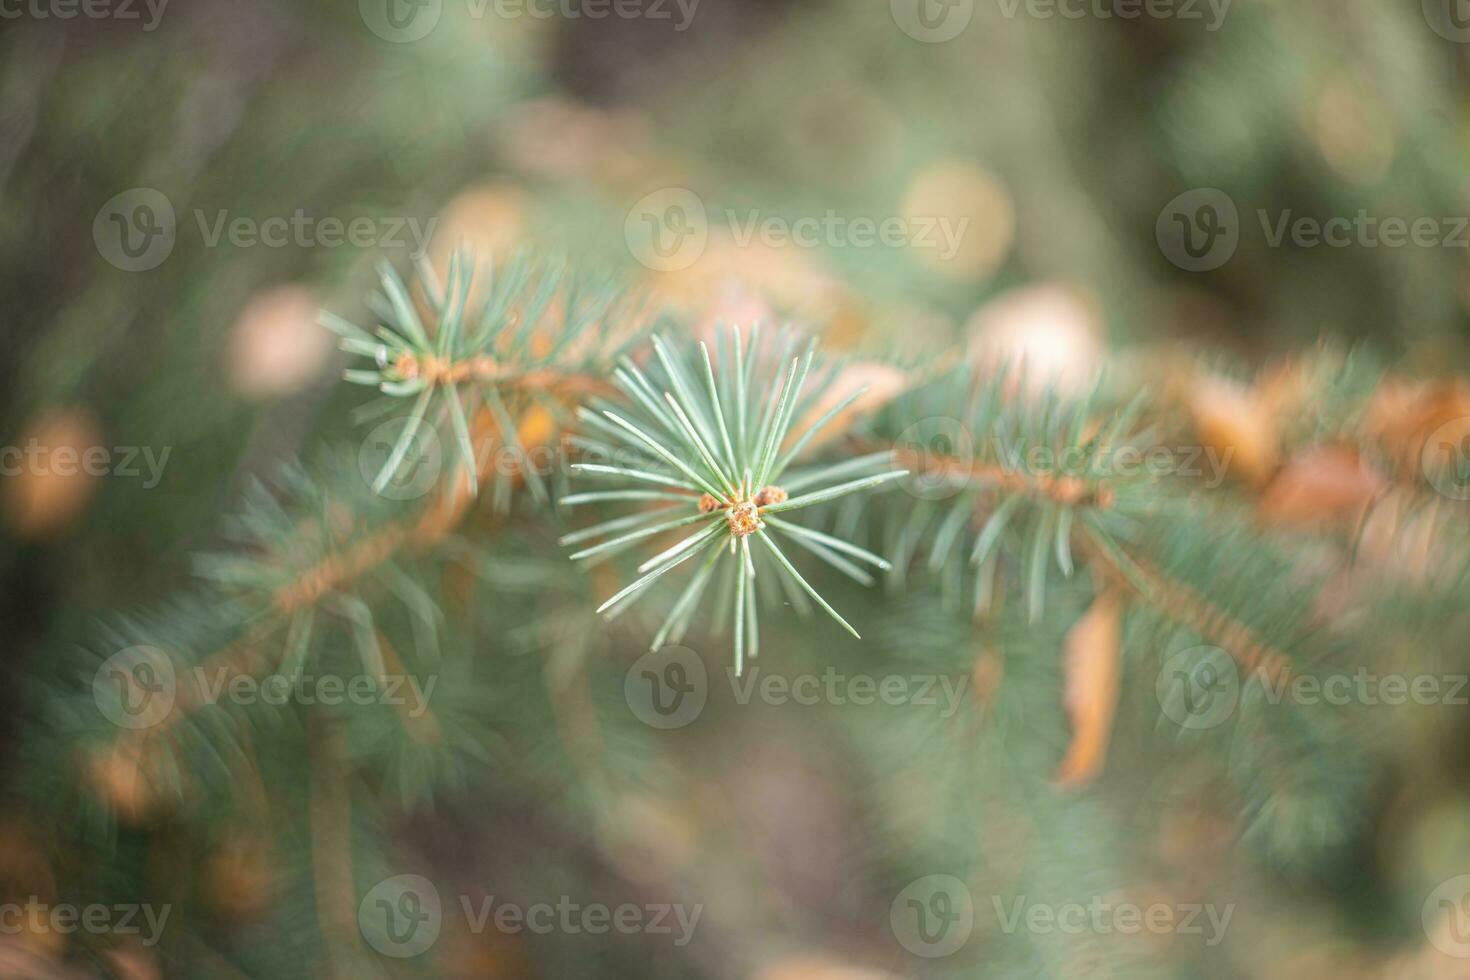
[{"left": 3, "top": 1, "right": 1470, "bottom": 978}]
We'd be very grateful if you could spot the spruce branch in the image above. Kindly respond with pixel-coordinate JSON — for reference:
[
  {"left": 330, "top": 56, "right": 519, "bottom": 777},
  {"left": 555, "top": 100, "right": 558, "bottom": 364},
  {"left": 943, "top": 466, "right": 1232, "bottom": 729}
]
[
  {"left": 1080, "top": 520, "right": 1292, "bottom": 684},
  {"left": 322, "top": 250, "right": 631, "bottom": 501},
  {"left": 561, "top": 326, "right": 907, "bottom": 672},
  {"left": 847, "top": 364, "right": 1155, "bottom": 620}
]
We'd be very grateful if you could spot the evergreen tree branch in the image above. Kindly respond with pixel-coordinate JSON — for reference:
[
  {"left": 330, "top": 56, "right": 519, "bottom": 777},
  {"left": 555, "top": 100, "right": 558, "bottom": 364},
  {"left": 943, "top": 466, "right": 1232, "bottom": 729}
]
[{"left": 1081, "top": 524, "right": 1293, "bottom": 684}]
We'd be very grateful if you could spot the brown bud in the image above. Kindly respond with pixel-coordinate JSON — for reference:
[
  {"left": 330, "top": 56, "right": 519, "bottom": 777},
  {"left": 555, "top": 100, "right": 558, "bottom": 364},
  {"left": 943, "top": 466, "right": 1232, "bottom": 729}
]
[
  {"left": 726, "top": 501, "right": 762, "bottom": 537},
  {"left": 754, "top": 485, "right": 787, "bottom": 507},
  {"left": 392, "top": 352, "right": 422, "bottom": 381},
  {"left": 698, "top": 494, "right": 722, "bottom": 513}
]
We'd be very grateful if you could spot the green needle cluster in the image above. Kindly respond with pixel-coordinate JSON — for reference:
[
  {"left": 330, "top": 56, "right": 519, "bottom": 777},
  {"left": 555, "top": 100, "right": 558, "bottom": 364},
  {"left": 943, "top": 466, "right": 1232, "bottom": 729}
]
[{"left": 560, "top": 327, "right": 907, "bottom": 673}]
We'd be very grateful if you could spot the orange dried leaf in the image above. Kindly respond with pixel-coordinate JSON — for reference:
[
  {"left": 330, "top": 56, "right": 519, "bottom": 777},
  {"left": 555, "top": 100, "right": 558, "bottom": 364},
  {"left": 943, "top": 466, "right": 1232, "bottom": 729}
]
[
  {"left": 1055, "top": 590, "right": 1124, "bottom": 788},
  {"left": 1257, "top": 446, "right": 1385, "bottom": 527},
  {"left": 1189, "top": 375, "right": 1280, "bottom": 487}
]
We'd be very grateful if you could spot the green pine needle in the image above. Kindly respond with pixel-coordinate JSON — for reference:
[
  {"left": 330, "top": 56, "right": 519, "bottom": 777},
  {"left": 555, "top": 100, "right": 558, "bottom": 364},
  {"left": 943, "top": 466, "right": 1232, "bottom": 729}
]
[{"left": 562, "top": 326, "right": 906, "bottom": 672}]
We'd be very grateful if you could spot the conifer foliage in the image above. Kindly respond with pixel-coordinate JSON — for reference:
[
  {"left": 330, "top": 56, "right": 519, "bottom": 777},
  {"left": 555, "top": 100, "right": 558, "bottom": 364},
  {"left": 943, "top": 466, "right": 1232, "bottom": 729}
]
[{"left": 560, "top": 327, "right": 907, "bottom": 671}]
